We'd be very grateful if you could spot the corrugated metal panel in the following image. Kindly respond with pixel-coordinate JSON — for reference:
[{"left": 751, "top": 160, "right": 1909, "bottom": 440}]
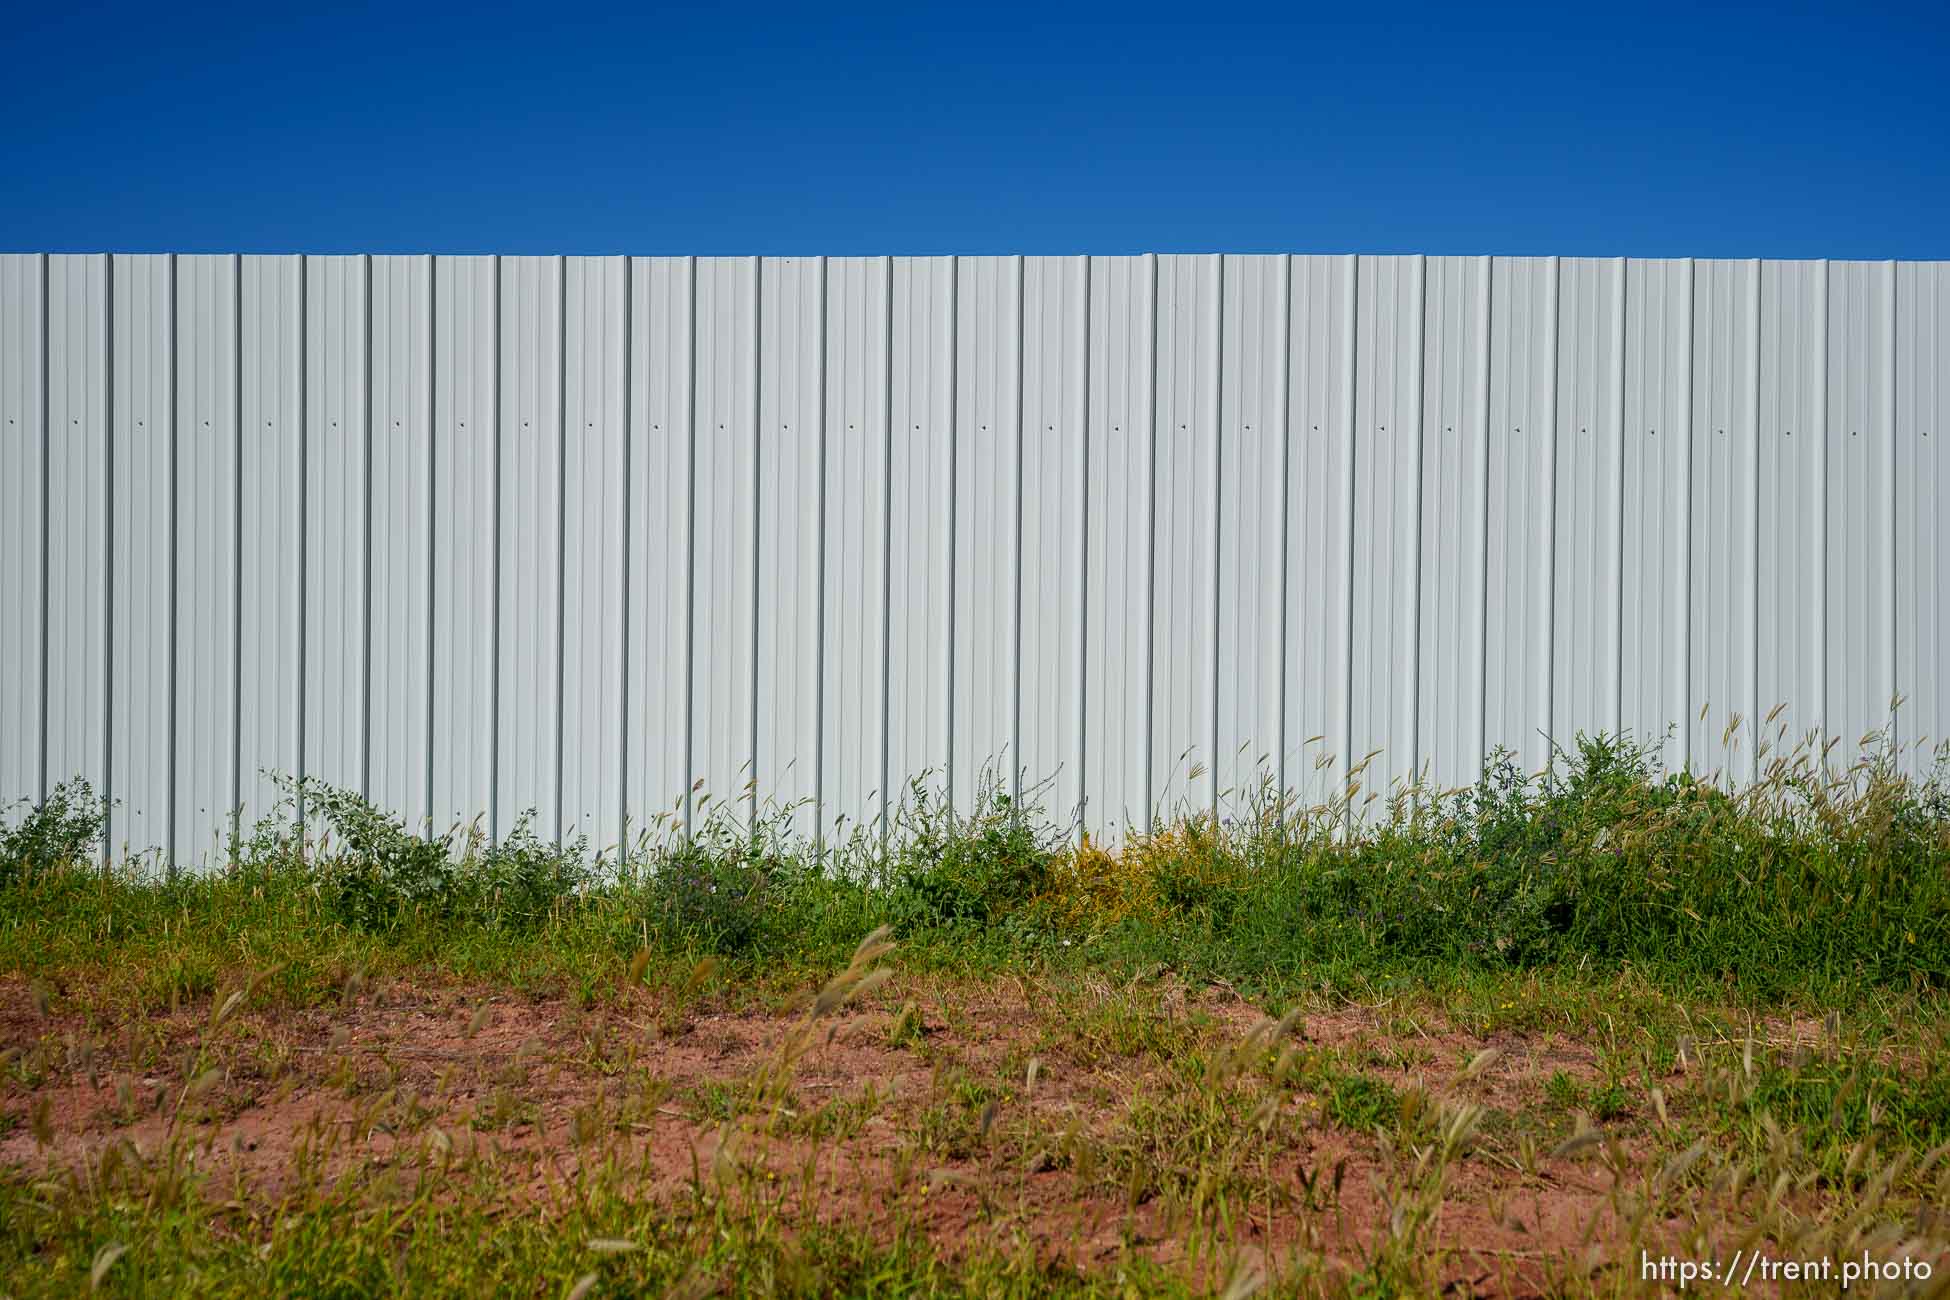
[
  {"left": 1150, "top": 254, "right": 1220, "bottom": 819},
  {"left": 624, "top": 258, "right": 693, "bottom": 839},
  {"left": 818, "top": 257, "right": 888, "bottom": 840},
  {"left": 951, "top": 256, "right": 1020, "bottom": 812},
  {"left": 689, "top": 257, "right": 758, "bottom": 822},
  {"left": 1826, "top": 261, "right": 1895, "bottom": 754},
  {"left": 560, "top": 256, "right": 628, "bottom": 852},
  {"left": 1284, "top": 255, "right": 1355, "bottom": 808},
  {"left": 368, "top": 255, "right": 434, "bottom": 832},
  {"left": 0, "top": 256, "right": 45, "bottom": 811},
  {"left": 1690, "top": 259, "right": 1760, "bottom": 781},
  {"left": 1758, "top": 260, "right": 1827, "bottom": 760},
  {"left": 886, "top": 257, "right": 956, "bottom": 827},
  {"left": 109, "top": 255, "right": 173, "bottom": 861},
  {"left": 1082, "top": 255, "right": 1154, "bottom": 832},
  {"left": 1895, "top": 263, "right": 1948, "bottom": 755},
  {"left": 1417, "top": 255, "right": 1488, "bottom": 791},
  {"left": 5, "top": 251, "right": 1948, "bottom": 864},
  {"left": 1550, "top": 256, "right": 1609, "bottom": 766},
  {"left": 303, "top": 256, "right": 368, "bottom": 808},
  {"left": 172, "top": 255, "right": 238, "bottom": 866},
  {"left": 494, "top": 256, "right": 563, "bottom": 842},
  {"left": 431, "top": 256, "right": 496, "bottom": 837},
  {"left": 237, "top": 256, "right": 302, "bottom": 832},
  {"left": 1217, "top": 255, "right": 1286, "bottom": 813},
  {"left": 754, "top": 255, "right": 821, "bottom": 840},
  {"left": 1621, "top": 258, "right": 1694, "bottom": 772},
  {"left": 43, "top": 257, "right": 109, "bottom": 826},
  {"left": 1349, "top": 255, "right": 1423, "bottom": 809},
  {"left": 1019, "top": 256, "right": 1089, "bottom": 830}
]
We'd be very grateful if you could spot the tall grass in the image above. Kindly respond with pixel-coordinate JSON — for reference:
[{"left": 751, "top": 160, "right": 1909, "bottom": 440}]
[{"left": 2, "top": 732, "right": 1946, "bottom": 1004}]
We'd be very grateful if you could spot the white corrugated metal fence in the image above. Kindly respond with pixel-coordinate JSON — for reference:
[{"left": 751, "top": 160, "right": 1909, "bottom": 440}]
[{"left": 0, "top": 253, "right": 1945, "bottom": 864}]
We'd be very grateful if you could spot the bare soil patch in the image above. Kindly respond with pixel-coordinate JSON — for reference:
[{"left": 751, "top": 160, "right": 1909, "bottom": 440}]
[{"left": 0, "top": 975, "right": 1749, "bottom": 1295}]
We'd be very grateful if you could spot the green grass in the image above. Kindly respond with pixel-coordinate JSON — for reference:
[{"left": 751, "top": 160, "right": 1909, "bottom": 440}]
[
  {"left": 4, "top": 731, "right": 1948, "bottom": 1016},
  {"left": 2, "top": 730, "right": 1949, "bottom": 1295}
]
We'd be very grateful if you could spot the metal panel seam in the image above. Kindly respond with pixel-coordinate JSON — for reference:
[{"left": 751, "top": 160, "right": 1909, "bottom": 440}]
[
  {"left": 1472, "top": 256, "right": 1492, "bottom": 782},
  {"left": 746, "top": 255, "right": 762, "bottom": 827},
  {"left": 1208, "top": 254, "right": 1223, "bottom": 818},
  {"left": 1816, "top": 261, "right": 1830, "bottom": 756},
  {"left": 1073, "top": 254, "right": 1092, "bottom": 841},
  {"left": 423, "top": 257, "right": 437, "bottom": 834},
  {"left": 1276, "top": 254, "right": 1293, "bottom": 808},
  {"left": 1405, "top": 254, "right": 1427, "bottom": 789},
  {"left": 1746, "top": 261, "right": 1761, "bottom": 783},
  {"left": 1611, "top": 257, "right": 1627, "bottom": 739},
  {"left": 1011, "top": 256, "right": 1026, "bottom": 805},
  {"left": 1679, "top": 258, "right": 1696, "bottom": 771},
  {"left": 1338, "top": 254, "right": 1357, "bottom": 824},
  {"left": 941, "top": 257, "right": 958, "bottom": 815},
  {"left": 1143, "top": 253, "right": 1159, "bottom": 832},
  {"left": 38, "top": 253, "right": 50, "bottom": 801},
  {"left": 680, "top": 256, "right": 696, "bottom": 837},
  {"left": 879, "top": 254, "right": 895, "bottom": 845},
  {"left": 554, "top": 255, "right": 568, "bottom": 844},
  {"left": 229, "top": 253, "right": 243, "bottom": 846},
  {"left": 1883, "top": 259, "right": 1898, "bottom": 746},
  {"left": 1539, "top": 256, "right": 1560, "bottom": 772},
  {"left": 616, "top": 258, "right": 633, "bottom": 858}
]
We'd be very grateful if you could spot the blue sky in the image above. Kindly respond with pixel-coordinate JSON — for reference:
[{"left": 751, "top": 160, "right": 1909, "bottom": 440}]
[{"left": 5, "top": 1, "right": 1946, "bottom": 257}]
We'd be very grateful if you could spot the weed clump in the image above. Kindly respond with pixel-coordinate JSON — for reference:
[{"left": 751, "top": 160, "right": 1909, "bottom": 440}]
[
  {"left": 245, "top": 777, "right": 589, "bottom": 933},
  {"left": 2, "top": 728, "right": 1947, "bottom": 999},
  {"left": 0, "top": 780, "right": 108, "bottom": 886},
  {"left": 885, "top": 776, "right": 1061, "bottom": 933}
]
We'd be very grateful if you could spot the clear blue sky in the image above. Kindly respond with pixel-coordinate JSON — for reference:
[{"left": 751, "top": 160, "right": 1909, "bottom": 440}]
[{"left": 6, "top": 1, "right": 1946, "bottom": 258}]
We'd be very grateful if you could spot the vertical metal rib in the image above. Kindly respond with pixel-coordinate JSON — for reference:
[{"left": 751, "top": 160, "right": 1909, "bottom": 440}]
[
  {"left": 879, "top": 254, "right": 895, "bottom": 846},
  {"left": 1611, "top": 256, "right": 1628, "bottom": 740},
  {"left": 1404, "top": 254, "right": 1427, "bottom": 790},
  {"left": 746, "top": 255, "right": 762, "bottom": 827},
  {"left": 424, "top": 257, "right": 437, "bottom": 835},
  {"left": 1207, "top": 255, "right": 1223, "bottom": 819},
  {"left": 1473, "top": 255, "right": 1493, "bottom": 782},
  {"left": 1073, "top": 255, "right": 1091, "bottom": 841},
  {"left": 488, "top": 256, "right": 503, "bottom": 845},
  {"left": 616, "top": 257, "right": 634, "bottom": 861},
  {"left": 1276, "top": 254, "right": 1293, "bottom": 808},
  {"left": 1746, "top": 260, "right": 1762, "bottom": 784},
  {"left": 37, "top": 253, "right": 50, "bottom": 802},
  {"left": 166, "top": 253, "right": 179, "bottom": 867},
  {"left": 1337, "top": 254, "right": 1357, "bottom": 825},
  {"left": 1538, "top": 256, "right": 1560, "bottom": 771},
  {"left": 1142, "top": 253, "right": 1160, "bottom": 832},
  {"left": 680, "top": 257, "right": 697, "bottom": 838},
  {"left": 812, "top": 257, "right": 829, "bottom": 850},
  {"left": 1677, "top": 258, "right": 1696, "bottom": 772},
  {"left": 292, "top": 257, "right": 306, "bottom": 833},
  {"left": 553, "top": 256, "right": 568, "bottom": 844},
  {"left": 230, "top": 254, "right": 244, "bottom": 849},
  {"left": 1815, "top": 261, "right": 1830, "bottom": 756},
  {"left": 360, "top": 255, "right": 374, "bottom": 803},
  {"left": 102, "top": 255, "right": 115, "bottom": 864},
  {"left": 1010, "top": 254, "right": 1026, "bottom": 806},
  {"left": 1883, "top": 259, "right": 1899, "bottom": 748},
  {"left": 942, "top": 257, "right": 958, "bottom": 813}
]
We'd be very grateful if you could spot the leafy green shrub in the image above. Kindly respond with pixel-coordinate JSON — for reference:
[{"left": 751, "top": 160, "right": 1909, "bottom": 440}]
[
  {"left": 291, "top": 778, "right": 586, "bottom": 933},
  {"left": 0, "top": 780, "right": 110, "bottom": 886},
  {"left": 642, "top": 840, "right": 771, "bottom": 954},
  {"left": 885, "top": 775, "right": 1061, "bottom": 932},
  {"left": 472, "top": 814, "right": 589, "bottom": 932},
  {"left": 298, "top": 778, "right": 460, "bottom": 930}
]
